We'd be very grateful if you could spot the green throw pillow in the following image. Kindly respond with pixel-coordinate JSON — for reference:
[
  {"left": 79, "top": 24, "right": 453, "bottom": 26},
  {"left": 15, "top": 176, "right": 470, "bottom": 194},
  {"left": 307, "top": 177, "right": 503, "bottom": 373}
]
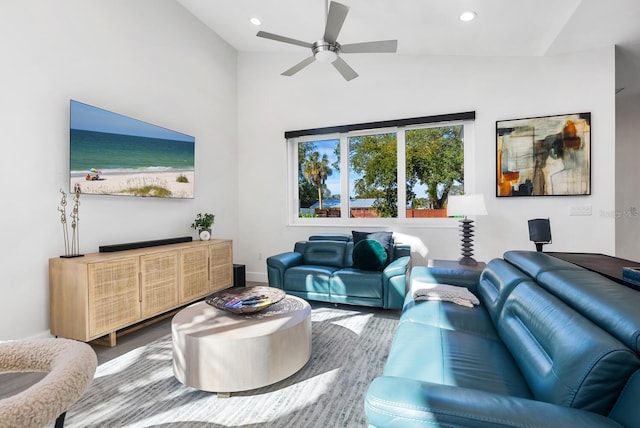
[{"left": 352, "top": 239, "right": 388, "bottom": 271}]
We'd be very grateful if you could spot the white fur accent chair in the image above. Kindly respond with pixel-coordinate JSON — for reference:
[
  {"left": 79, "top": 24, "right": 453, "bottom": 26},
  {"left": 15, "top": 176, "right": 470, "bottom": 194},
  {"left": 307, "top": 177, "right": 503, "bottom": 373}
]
[{"left": 0, "top": 338, "right": 97, "bottom": 428}]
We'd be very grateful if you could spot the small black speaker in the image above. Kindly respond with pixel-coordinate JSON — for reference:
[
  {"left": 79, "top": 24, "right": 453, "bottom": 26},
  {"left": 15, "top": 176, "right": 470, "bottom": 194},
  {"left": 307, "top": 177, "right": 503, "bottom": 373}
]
[
  {"left": 233, "top": 264, "right": 246, "bottom": 288},
  {"left": 528, "top": 218, "right": 551, "bottom": 252}
]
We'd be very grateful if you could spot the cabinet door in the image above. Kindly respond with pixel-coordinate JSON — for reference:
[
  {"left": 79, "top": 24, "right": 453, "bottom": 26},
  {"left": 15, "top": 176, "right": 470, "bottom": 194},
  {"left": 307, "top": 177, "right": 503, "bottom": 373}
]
[
  {"left": 179, "top": 246, "right": 210, "bottom": 302},
  {"left": 210, "top": 241, "right": 233, "bottom": 292},
  {"left": 88, "top": 257, "right": 140, "bottom": 338},
  {"left": 140, "top": 251, "right": 179, "bottom": 318}
]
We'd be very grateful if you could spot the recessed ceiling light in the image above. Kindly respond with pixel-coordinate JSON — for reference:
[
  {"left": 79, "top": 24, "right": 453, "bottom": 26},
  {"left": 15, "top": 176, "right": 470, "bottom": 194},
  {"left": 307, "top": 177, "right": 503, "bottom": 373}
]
[
  {"left": 459, "top": 11, "right": 477, "bottom": 22},
  {"left": 250, "top": 17, "right": 261, "bottom": 26}
]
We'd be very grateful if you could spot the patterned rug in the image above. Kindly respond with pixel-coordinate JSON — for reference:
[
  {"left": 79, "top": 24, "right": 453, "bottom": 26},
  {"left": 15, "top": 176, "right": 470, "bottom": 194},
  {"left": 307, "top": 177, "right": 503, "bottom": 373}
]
[{"left": 65, "top": 304, "right": 399, "bottom": 427}]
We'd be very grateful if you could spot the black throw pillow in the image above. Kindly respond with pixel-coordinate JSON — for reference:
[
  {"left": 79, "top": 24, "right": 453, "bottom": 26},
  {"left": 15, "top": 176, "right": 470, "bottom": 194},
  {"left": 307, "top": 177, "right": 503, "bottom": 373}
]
[
  {"left": 352, "top": 239, "right": 388, "bottom": 271},
  {"left": 352, "top": 230, "right": 393, "bottom": 253}
]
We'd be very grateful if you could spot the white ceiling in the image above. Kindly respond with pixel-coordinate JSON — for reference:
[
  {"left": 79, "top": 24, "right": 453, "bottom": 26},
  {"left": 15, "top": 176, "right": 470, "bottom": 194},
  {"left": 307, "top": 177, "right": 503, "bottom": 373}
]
[{"left": 177, "top": 0, "right": 640, "bottom": 92}]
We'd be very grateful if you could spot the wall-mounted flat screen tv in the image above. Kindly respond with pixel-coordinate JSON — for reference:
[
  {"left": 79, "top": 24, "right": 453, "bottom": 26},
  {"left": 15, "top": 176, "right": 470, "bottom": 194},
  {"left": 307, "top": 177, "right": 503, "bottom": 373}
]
[{"left": 70, "top": 100, "right": 195, "bottom": 199}]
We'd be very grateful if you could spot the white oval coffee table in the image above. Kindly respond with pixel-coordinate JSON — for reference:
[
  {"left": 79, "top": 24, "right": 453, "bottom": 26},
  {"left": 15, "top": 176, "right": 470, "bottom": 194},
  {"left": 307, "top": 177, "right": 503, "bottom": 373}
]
[{"left": 172, "top": 292, "right": 311, "bottom": 396}]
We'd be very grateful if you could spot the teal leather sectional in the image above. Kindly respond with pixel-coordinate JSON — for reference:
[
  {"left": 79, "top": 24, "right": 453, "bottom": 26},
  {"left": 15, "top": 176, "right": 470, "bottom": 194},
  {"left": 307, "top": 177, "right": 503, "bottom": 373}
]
[
  {"left": 266, "top": 234, "right": 411, "bottom": 309},
  {"left": 365, "top": 250, "right": 640, "bottom": 427}
]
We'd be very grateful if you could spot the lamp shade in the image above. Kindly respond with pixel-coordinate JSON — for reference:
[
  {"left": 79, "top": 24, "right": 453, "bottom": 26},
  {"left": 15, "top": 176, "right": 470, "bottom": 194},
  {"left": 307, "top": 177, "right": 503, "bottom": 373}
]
[{"left": 447, "top": 194, "right": 488, "bottom": 217}]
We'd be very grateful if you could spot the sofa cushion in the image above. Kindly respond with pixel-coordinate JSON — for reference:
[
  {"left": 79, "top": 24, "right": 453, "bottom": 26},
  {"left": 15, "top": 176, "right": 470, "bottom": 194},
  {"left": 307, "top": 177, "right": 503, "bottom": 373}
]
[
  {"left": 383, "top": 321, "right": 533, "bottom": 398},
  {"left": 477, "top": 259, "right": 533, "bottom": 324},
  {"left": 301, "top": 241, "right": 346, "bottom": 268},
  {"left": 283, "top": 265, "right": 336, "bottom": 294},
  {"left": 537, "top": 269, "right": 640, "bottom": 354},
  {"left": 352, "top": 239, "right": 388, "bottom": 271},
  {"left": 503, "top": 250, "right": 584, "bottom": 279},
  {"left": 400, "top": 299, "right": 500, "bottom": 341},
  {"left": 498, "top": 281, "right": 640, "bottom": 414},
  {"left": 308, "top": 234, "right": 352, "bottom": 242},
  {"left": 331, "top": 268, "right": 383, "bottom": 299}
]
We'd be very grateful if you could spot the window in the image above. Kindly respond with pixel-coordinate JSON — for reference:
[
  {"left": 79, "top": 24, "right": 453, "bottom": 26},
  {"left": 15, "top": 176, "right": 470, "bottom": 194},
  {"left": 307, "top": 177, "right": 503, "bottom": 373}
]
[
  {"left": 297, "top": 138, "right": 340, "bottom": 218},
  {"left": 288, "top": 112, "right": 475, "bottom": 224},
  {"left": 349, "top": 132, "right": 397, "bottom": 218},
  {"left": 405, "top": 125, "right": 464, "bottom": 218}
]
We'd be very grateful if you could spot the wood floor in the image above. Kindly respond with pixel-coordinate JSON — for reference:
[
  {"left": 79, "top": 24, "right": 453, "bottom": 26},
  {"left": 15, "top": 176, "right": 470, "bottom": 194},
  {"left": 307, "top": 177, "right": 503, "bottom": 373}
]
[{"left": 0, "top": 282, "right": 265, "bottom": 402}]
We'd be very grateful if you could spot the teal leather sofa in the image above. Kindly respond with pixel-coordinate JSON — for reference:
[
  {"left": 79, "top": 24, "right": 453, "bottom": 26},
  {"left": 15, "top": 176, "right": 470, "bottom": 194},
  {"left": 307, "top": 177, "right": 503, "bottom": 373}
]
[
  {"left": 365, "top": 250, "right": 640, "bottom": 427},
  {"left": 266, "top": 234, "right": 411, "bottom": 309}
]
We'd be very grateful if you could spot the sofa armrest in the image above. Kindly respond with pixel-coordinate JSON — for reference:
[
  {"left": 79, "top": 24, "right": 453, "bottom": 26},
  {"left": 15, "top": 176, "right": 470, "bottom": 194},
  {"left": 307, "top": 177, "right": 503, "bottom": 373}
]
[
  {"left": 266, "top": 252, "right": 302, "bottom": 289},
  {"left": 382, "top": 256, "right": 411, "bottom": 310},
  {"left": 365, "top": 377, "right": 622, "bottom": 428}
]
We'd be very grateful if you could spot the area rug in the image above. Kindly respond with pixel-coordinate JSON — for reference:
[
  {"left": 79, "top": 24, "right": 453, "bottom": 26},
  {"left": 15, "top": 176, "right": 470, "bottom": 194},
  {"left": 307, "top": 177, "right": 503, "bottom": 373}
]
[{"left": 65, "top": 304, "right": 399, "bottom": 427}]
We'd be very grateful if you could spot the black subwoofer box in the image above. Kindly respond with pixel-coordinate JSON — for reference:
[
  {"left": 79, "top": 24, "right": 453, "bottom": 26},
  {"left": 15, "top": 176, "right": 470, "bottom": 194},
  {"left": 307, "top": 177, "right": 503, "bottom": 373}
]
[{"left": 233, "top": 264, "right": 246, "bottom": 288}]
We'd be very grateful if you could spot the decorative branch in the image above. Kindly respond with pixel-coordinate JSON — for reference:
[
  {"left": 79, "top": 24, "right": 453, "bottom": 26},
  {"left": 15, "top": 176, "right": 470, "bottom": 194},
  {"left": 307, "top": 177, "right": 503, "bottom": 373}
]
[
  {"left": 58, "top": 184, "right": 82, "bottom": 257},
  {"left": 58, "top": 189, "right": 69, "bottom": 256}
]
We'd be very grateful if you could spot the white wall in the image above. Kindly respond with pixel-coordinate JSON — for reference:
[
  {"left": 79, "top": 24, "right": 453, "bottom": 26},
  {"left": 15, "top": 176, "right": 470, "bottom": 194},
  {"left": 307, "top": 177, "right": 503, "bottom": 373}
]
[
  {"left": 615, "top": 93, "right": 640, "bottom": 260},
  {"left": 0, "top": 0, "right": 238, "bottom": 340},
  {"left": 237, "top": 48, "right": 617, "bottom": 282}
]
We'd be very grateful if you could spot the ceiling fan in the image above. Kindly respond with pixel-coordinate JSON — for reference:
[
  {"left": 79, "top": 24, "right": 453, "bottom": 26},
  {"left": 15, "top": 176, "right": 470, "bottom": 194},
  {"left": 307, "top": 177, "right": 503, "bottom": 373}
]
[{"left": 256, "top": 1, "right": 398, "bottom": 81}]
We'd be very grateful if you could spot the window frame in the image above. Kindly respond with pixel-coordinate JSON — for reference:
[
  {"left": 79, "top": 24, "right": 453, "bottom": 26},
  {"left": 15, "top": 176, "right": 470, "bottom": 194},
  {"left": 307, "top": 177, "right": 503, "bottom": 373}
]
[{"left": 287, "top": 116, "right": 476, "bottom": 227}]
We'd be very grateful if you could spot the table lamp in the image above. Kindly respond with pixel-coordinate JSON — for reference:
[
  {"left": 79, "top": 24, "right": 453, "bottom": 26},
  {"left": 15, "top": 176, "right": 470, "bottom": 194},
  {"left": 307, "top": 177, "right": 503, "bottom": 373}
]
[{"left": 447, "top": 194, "right": 488, "bottom": 265}]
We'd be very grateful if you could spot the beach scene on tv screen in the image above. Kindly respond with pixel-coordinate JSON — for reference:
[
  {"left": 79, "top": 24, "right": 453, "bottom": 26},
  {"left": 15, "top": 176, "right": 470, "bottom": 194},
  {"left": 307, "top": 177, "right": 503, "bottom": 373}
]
[{"left": 70, "top": 100, "right": 195, "bottom": 198}]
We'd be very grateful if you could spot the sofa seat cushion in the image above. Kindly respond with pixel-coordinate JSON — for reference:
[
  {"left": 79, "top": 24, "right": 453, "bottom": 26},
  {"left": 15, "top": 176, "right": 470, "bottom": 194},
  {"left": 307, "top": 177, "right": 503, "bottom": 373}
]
[
  {"left": 284, "top": 265, "right": 337, "bottom": 294},
  {"left": 400, "top": 300, "right": 500, "bottom": 341},
  {"left": 383, "top": 321, "right": 532, "bottom": 398},
  {"left": 331, "top": 268, "right": 383, "bottom": 299}
]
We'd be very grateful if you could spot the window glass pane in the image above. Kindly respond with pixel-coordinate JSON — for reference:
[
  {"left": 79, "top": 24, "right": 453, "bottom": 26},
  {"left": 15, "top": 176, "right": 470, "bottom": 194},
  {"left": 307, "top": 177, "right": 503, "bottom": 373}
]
[
  {"left": 298, "top": 139, "right": 340, "bottom": 218},
  {"left": 348, "top": 133, "right": 397, "bottom": 218},
  {"left": 405, "top": 126, "right": 464, "bottom": 218}
]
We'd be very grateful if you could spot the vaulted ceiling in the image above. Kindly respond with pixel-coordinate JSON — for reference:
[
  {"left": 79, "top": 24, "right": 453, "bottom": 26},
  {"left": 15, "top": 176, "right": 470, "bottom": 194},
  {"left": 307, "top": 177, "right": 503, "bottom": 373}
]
[{"left": 178, "top": 0, "right": 640, "bottom": 94}]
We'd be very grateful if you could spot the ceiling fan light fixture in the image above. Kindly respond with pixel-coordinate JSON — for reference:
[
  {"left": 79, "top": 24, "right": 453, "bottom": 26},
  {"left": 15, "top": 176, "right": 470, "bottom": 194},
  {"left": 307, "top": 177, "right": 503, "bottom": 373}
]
[
  {"left": 249, "top": 17, "right": 261, "bottom": 26},
  {"left": 316, "top": 50, "right": 338, "bottom": 63},
  {"left": 459, "top": 11, "right": 477, "bottom": 22}
]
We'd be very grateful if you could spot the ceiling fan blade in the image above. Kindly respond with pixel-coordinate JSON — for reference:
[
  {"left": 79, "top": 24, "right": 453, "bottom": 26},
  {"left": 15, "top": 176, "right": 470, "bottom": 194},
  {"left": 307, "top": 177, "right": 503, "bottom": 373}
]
[
  {"left": 257, "top": 31, "right": 313, "bottom": 49},
  {"left": 341, "top": 40, "right": 398, "bottom": 54},
  {"left": 332, "top": 56, "right": 358, "bottom": 81},
  {"left": 323, "top": 1, "right": 349, "bottom": 43},
  {"left": 282, "top": 56, "right": 316, "bottom": 76}
]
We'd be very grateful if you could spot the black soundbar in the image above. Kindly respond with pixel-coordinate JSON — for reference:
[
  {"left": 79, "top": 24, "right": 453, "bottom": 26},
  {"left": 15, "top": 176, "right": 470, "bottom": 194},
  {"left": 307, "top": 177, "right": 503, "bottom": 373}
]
[{"left": 99, "top": 236, "right": 193, "bottom": 253}]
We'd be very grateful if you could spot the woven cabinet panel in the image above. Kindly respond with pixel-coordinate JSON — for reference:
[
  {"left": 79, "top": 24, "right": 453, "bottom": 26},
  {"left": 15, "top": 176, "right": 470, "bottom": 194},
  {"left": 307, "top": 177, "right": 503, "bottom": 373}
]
[
  {"left": 180, "top": 246, "right": 210, "bottom": 302},
  {"left": 210, "top": 241, "right": 232, "bottom": 292},
  {"left": 140, "top": 252, "right": 179, "bottom": 318},
  {"left": 88, "top": 257, "right": 140, "bottom": 337}
]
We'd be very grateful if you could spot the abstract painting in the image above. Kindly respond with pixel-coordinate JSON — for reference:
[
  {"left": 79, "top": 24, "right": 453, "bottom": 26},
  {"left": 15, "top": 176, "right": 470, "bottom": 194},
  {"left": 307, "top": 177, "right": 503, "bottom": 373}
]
[{"left": 496, "top": 113, "right": 591, "bottom": 197}]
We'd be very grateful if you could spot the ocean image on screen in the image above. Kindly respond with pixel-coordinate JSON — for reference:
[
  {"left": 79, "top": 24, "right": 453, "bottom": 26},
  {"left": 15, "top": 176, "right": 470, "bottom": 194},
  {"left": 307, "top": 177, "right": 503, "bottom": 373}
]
[{"left": 70, "top": 100, "right": 195, "bottom": 198}]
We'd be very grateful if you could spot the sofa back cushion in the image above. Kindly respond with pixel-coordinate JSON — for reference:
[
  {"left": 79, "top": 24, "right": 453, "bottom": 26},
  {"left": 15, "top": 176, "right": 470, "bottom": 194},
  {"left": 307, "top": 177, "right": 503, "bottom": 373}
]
[
  {"left": 301, "top": 241, "right": 346, "bottom": 268},
  {"left": 477, "top": 258, "right": 532, "bottom": 324},
  {"left": 308, "top": 234, "right": 352, "bottom": 242},
  {"left": 537, "top": 269, "right": 640, "bottom": 354},
  {"left": 498, "top": 281, "right": 640, "bottom": 414},
  {"left": 503, "top": 250, "right": 584, "bottom": 279}
]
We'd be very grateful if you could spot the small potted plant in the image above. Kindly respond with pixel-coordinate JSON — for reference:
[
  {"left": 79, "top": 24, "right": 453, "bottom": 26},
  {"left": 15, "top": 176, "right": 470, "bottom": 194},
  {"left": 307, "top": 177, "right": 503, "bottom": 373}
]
[{"left": 191, "top": 212, "right": 215, "bottom": 240}]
